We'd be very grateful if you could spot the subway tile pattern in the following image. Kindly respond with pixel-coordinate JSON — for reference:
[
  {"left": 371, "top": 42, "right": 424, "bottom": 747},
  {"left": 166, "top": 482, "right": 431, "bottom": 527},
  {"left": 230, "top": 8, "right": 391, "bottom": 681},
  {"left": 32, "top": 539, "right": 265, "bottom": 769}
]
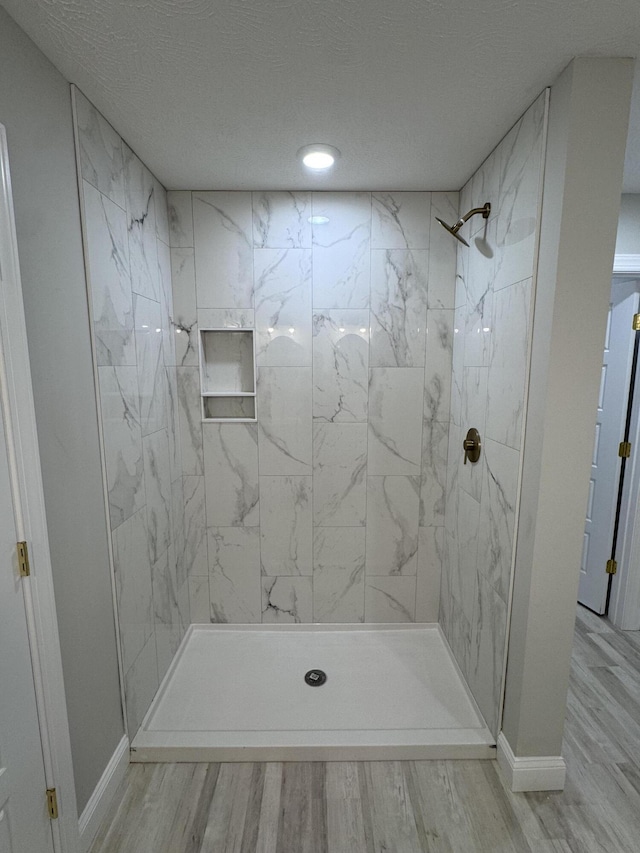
[
  {"left": 440, "top": 91, "right": 547, "bottom": 737},
  {"left": 73, "top": 88, "right": 187, "bottom": 738},
  {"left": 169, "top": 189, "right": 457, "bottom": 628}
]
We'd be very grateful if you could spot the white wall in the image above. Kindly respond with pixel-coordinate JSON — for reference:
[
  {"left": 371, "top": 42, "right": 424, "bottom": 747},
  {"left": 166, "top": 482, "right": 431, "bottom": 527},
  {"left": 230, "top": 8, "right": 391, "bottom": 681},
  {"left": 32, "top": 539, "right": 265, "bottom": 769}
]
[
  {"left": 0, "top": 6, "right": 124, "bottom": 813},
  {"left": 616, "top": 194, "right": 640, "bottom": 255},
  {"left": 502, "top": 57, "right": 634, "bottom": 761}
]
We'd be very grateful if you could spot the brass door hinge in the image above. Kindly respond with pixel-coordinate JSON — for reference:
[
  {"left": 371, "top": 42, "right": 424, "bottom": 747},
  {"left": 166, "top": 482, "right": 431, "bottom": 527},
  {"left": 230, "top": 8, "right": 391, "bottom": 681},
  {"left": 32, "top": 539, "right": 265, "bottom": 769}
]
[
  {"left": 633, "top": 313, "right": 640, "bottom": 331},
  {"left": 619, "top": 441, "right": 632, "bottom": 458},
  {"left": 17, "top": 541, "right": 30, "bottom": 577},
  {"left": 46, "top": 788, "right": 58, "bottom": 820},
  {"left": 606, "top": 559, "right": 618, "bottom": 575}
]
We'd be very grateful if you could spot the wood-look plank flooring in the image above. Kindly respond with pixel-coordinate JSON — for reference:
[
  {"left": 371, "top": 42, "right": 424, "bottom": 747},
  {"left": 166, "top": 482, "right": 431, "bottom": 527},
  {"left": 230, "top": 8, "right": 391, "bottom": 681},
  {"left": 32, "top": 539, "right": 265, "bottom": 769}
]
[{"left": 90, "top": 606, "right": 640, "bottom": 852}]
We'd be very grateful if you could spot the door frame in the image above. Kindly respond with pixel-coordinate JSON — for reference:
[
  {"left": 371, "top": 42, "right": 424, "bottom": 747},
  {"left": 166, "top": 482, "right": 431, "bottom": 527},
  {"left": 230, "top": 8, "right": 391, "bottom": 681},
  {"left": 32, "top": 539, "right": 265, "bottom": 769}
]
[
  {"left": 608, "top": 254, "right": 640, "bottom": 629},
  {"left": 0, "top": 125, "right": 79, "bottom": 851}
]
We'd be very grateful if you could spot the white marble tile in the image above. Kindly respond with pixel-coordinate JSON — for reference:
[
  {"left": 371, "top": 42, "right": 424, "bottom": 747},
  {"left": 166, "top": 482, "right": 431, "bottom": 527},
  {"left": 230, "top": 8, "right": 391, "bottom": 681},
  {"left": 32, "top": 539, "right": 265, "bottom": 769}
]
[
  {"left": 134, "top": 294, "right": 166, "bottom": 436},
  {"left": 313, "top": 528, "right": 365, "bottom": 623},
  {"left": 82, "top": 181, "right": 135, "bottom": 366},
  {"left": 365, "top": 476, "right": 420, "bottom": 576},
  {"left": 313, "top": 423, "right": 367, "bottom": 527},
  {"left": 454, "top": 234, "right": 469, "bottom": 311},
  {"left": 124, "top": 144, "right": 159, "bottom": 302},
  {"left": 165, "top": 366, "right": 181, "bottom": 485},
  {"left": 170, "top": 480, "right": 186, "bottom": 587},
  {"left": 182, "top": 476, "right": 208, "bottom": 578},
  {"left": 123, "top": 633, "right": 159, "bottom": 738},
  {"left": 193, "top": 191, "right": 253, "bottom": 308},
  {"left": 365, "top": 577, "right": 416, "bottom": 623},
  {"left": 260, "top": 475, "right": 312, "bottom": 576},
  {"left": 189, "top": 575, "right": 211, "bottom": 623},
  {"left": 312, "top": 310, "right": 369, "bottom": 422},
  {"left": 449, "top": 489, "right": 480, "bottom": 623},
  {"left": 151, "top": 549, "right": 181, "bottom": 682},
  {"left": 469, "top": 149, "right": 500, "bottom": 231},
  {"left": 371, "top": 192, "right": 431, "bottom": 249},
  {"left": 208, "top": 527, "right": 261, "bottom": 623},
  {"left": 143, "top": 429, "right": 172, "bottom": 564},
  {"left": 167, "top": 191, "right": 194, "bottom": 248},
  {"left": 111, "top": 508, "right": 154, "bottom": 673},
  {"left": 486, "top": 278, "right": 532, "bottom": 450},
  {"left": 459, "top": 366, "right": 488, "bottom": 503},
  {"left": 416, "top": 526, "right": 444, "bottom": 622},
  {"left": 203, "top": 423, "right": 260, "bottom": 527},
  {"left": 463, "top": 290, "right": 493, "bottom": 369},
  {"left": 177, "top": 367, "right": 203, "bottom": 476},
  {"left": 74, "top": 88, "right": 125, "bottom": 209},
  {"left": 444, "top": 423, "right": 461, "bottom": 537},
  {"left": 370, "top": 249, "right": 428, "bottom": 367},
  {"left": 157, "top": 240, "right": 175, "bottom": 368},
  {"left": 197, "top": 308, "right": 255, "bottom": 329},
  {"left": 262, "top": 576, "right": 313, "bottom": 624},
  {"left": 368, "top": 368, "right": 423, "bottom": 475},
  {"left": 257, "top": 367, "right": 312, "bottom": 474},
  {"left": 252, "top": 191, "right": 311, "bottom": 248},
  {"left": 469, "top": 572, "right": 508, "bottom": 737},
  {"left": 494, "top": 92, "right": 545, "bottom": 292},
  {"left": 424, "top": 309, "right": 453, "bottom": 425},
  {"left": 449, "top": 306, "right": 465, "bottom": 427},
  {"left": 428, "top": 192, "right": 458, "bottom": 310},
  {"left": 444, "top": 568, "right": 473, "bottom": 681},
  {"left": 420, "top": 418, "right": 449, "bottom": 527},
  {"left": 311, "top": 192, "right": 371, "bottom": 309},
  {"left": 477, "top": 438, "right": 519, "bottom": 604},
  {"left": 254, "top": 248, "right": 312, "bottom": 366},
  {"left": 463, "top": 217, "right": 496, "bottom": 311},
  {"left": 170, "top": 249, "right": 198, "bottom": 366},
  {"left": 154, "top": 177, "right": 169, "bottom": 246},
  {"left": 98, "top": 366, "right": 145, "bottom": 529}
]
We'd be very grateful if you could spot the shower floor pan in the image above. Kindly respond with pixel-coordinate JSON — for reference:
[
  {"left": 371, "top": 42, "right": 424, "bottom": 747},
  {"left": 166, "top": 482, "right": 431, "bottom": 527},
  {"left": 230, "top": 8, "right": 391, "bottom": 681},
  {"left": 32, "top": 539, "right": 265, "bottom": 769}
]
[{"left": 131, "top": 623, "right": 495, "bottom": 762}]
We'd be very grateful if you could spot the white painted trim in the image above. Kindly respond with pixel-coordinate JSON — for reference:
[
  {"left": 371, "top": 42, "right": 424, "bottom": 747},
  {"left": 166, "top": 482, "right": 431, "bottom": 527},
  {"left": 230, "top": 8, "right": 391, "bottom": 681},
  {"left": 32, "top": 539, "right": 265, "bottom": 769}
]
[
  {"left": 613, "top": 254, "right": 640, "bottom": 274},
  {"left": 496, "top": 732, "right": 566, "bottom": 792},
  {"left": 0, "top": 125, "right": 79, "bottom": 851},
  {"left": 78, "top": 736, "right": 129, "bottom": 853}
]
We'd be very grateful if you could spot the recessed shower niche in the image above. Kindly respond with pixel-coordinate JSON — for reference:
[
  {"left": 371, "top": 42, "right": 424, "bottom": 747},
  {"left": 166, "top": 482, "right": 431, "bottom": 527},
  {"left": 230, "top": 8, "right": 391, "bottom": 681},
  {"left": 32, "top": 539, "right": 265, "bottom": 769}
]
[{"left": 199, "top": 328, "right": 256, "bottom": 421}]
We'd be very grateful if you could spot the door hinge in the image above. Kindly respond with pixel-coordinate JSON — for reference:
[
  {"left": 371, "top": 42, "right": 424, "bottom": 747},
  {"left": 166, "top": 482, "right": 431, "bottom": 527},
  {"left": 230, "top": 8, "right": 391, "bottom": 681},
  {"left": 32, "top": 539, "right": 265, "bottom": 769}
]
[
  {"left": 17, "top": 541, "right": 30, "bottom": 577},
  {"left": 619, "top": 441, "right": 632, "bottom": 458},
  {"left": 633, "top": 313, "right": 640, "bottom": 331},
  {"left": 606, "top": 559, "right": 618, "bottom": 575},
  {"left": 46, "top": 788, "right": 58, "bottom": 820}
]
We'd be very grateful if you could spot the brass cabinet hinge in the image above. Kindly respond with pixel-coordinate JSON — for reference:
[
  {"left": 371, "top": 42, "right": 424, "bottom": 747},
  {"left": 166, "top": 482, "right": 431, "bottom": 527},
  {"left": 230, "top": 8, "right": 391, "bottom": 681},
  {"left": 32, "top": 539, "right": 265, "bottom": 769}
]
[
  {"left": 46, "top": 788, "right": 58, "bottom": 820},
  {"left": 17, "top": 541, "right": 30, "bottom": 577},
  {"left": 606, "top": 559, "right": 618, "bottom": 575},
  {"left": 619, "top": 441, "right": 632, "bottom": 458},
  {"left": 633, "top": 313, "right": 640, "bottom": 331}
]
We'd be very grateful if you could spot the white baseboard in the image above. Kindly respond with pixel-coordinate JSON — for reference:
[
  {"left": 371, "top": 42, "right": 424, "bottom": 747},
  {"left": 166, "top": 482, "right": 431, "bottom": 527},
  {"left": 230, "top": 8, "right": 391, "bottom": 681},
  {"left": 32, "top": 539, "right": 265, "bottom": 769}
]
[
  {"left": 496, "top": 732, "right": 566, "bottom": 792},
  {"left": 79, "top": 734, "right": 129, "bottom": 852}
]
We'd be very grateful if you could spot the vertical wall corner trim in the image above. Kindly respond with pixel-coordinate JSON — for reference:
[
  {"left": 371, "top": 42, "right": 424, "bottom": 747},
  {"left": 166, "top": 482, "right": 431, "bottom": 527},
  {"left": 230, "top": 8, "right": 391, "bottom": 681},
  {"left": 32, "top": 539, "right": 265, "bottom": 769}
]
[
  {"left": 78, "top": 734, "right": 129, "bottom": 853},
  {"left": 496, "top": 732, "right": 566, "bottom": 793}
]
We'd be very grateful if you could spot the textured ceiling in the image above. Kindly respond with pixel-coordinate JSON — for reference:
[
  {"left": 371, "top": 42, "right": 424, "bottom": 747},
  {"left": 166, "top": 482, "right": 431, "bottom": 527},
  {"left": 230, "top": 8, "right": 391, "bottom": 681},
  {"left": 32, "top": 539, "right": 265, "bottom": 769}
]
[{"left": 2, "top": 0, "right": 640, "bottom": 191}]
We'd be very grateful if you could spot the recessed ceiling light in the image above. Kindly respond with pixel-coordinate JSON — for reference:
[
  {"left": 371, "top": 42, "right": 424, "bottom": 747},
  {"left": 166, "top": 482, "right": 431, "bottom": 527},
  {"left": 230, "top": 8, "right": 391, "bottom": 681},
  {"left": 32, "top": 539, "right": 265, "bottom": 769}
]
[{"left": 298, "top": 143, "right": 341, "bottom": 172}]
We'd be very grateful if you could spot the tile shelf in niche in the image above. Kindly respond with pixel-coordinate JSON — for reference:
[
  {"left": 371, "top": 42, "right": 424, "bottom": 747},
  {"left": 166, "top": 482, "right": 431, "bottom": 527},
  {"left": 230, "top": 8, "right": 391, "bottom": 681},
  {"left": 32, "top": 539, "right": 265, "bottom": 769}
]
[{"left": 199, "top": 328, "right": 256, "bottom": 422}]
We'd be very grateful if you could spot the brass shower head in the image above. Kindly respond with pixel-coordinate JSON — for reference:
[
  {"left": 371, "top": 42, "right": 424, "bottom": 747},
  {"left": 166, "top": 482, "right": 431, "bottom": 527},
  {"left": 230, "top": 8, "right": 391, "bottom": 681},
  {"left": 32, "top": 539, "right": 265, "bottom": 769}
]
[{"left": 435, "top": 202, "right": 491, "bottom": 246}]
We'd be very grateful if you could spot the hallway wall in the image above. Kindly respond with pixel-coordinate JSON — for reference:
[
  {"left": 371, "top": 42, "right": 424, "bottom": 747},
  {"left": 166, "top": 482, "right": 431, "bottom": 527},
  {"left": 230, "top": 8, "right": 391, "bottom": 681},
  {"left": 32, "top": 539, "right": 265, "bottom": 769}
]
[
  {"left": 72, "top": 89, "right": 188, "bottom": 737},
  {"left": 440, "top": 92, "right": 548, "bottom": 735},
  {"left": 0, "top": 8, "right": 123, "bottom": 813},
  {"left": 168, "top": 190, "right": 457, "bottom": 623}
]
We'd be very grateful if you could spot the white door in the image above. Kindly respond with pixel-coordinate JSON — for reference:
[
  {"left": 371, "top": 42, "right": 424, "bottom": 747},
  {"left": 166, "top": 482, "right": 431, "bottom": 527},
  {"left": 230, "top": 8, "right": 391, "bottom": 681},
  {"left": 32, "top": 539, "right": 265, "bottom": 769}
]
[
  {"left": 0, "top": 211, "right": 56, "bottom": 853},
  {"left": 579, "top": 285, "right": 639, "bottom": 613}
]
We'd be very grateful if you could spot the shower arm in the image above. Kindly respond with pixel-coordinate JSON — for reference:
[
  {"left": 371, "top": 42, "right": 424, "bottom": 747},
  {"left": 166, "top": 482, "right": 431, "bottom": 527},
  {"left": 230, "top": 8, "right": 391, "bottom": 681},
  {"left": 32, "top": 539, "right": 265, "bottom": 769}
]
[{"left": 450, "top": 203, "right": 491, "bottom": 235}]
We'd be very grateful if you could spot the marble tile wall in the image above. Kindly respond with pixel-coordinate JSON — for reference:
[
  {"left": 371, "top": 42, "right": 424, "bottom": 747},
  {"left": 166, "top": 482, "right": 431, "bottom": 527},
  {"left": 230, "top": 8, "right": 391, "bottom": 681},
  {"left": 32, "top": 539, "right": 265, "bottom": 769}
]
[
  {"left": 440, "top": 91, "right": 548, "bottom": 736},
  {"left": 168, "top": 190, "right": 458, "bottom": 626},
  {"left": 73, "top": 88, "right": 188, "bottom": 737}
]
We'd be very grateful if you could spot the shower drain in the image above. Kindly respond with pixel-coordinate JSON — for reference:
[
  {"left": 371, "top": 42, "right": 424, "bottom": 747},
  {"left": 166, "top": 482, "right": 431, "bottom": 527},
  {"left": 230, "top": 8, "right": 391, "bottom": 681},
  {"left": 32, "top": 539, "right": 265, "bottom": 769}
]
[{"left": 304, "top": 669, "right": 327, "bottom": 686}]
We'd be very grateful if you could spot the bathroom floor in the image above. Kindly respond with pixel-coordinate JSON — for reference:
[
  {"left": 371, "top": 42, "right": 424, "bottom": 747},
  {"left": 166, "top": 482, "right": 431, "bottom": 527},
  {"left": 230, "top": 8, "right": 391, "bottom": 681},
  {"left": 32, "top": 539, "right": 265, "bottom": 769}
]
[
  {"left": 91, "top": 607, "right": 640, "bottom": 852},
  {"left": 131, "top": 624, "right": 494, "bottom": 761}
]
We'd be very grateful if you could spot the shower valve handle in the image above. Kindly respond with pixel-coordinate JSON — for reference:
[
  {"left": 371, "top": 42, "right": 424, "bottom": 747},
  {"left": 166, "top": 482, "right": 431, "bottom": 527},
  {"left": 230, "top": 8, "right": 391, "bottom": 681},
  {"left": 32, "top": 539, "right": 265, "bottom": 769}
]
[{"left": 463, "top": 428, "right": 481, "bottom": 465}]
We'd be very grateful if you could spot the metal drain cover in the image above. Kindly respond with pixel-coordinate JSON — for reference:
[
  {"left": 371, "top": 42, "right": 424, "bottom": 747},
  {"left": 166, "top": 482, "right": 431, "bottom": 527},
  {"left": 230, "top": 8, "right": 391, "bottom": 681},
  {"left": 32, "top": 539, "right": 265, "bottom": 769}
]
[{"left": 304, "top": 669, "right": 327, "bottom": 686}]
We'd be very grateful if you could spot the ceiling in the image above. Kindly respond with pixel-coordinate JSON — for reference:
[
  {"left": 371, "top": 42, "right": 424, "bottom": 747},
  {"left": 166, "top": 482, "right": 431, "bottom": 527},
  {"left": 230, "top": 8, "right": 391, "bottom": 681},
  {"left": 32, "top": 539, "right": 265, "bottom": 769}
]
[{"left": 2, "top": 0, "right": 640, "bottom": 192}]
